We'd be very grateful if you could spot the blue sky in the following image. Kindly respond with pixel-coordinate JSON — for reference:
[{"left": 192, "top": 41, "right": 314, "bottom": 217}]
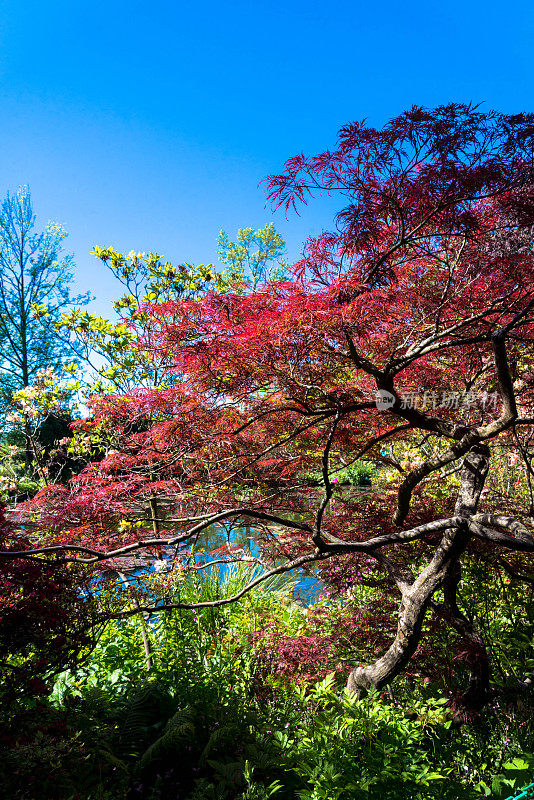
[{"left": 0, "top": 0, "right": 532, "bottom": 316}]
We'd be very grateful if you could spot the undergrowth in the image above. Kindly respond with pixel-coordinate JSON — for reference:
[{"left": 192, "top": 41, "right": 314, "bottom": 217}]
[{"left": 1, "top": 562, "right": 533, "bottom": 799}]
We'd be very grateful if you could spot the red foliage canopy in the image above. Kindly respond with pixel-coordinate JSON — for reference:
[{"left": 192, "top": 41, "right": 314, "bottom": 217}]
[{"left": 5, "top": 104, "right": 534, "bottom": 704}]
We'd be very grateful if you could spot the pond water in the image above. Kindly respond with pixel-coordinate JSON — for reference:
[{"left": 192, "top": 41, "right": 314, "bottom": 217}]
[
  {"left": 181, "top": 523, "right": 324, "bottom": 606},
  {"left": 116, "top": 489, "right": 373, "bottom": 606},
  {"left": 120, "top": 522, "right": 324, "bottom": 606}
]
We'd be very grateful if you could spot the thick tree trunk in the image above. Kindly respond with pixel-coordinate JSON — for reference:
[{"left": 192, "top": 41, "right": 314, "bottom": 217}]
[{"left": 346, "top": 443, "right": 490, "bottom": 697}]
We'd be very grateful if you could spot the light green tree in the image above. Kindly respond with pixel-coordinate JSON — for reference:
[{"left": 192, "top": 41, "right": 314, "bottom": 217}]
[
  {"left": 216, "top": 223, "right": 288, "bottom": 290},
  {"left": 58, "top": 225, "right": 289, "bottom": 394},
  {"left": 57, "top": 247, "right": 215, "bottom": 392}
]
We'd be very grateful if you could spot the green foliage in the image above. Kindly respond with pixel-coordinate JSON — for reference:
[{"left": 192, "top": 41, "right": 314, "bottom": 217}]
[
  {"left": 138, "top": 704, "right": 196, "bottom": 770},
  {"left": 475, "top": 756, "right": 534, "bottom": 798},
  {"left": 460, "top": 558, "right": 534, "bottom": 696},
  {"left": 0, "top": 727, "right": 89, "bottom": 800},
  {"left": 216, "top": 224, "right": 288, "bottom": 291},
  {"left": 0, "top": 368, "right": 82, "bottom": 498},
  {"left": 57, "top": 247, "right": 215, "bottom": 392},
  {"left": 92, "top": 245, "right": 215, "bottom": 305},
  {"left": 0, "top": 439, "right": 39, "bottom": 500},
  {"left": 54, "top": 225, "right": 288, "bottom": 395},
  {"left": 3, "top": 563, "right": 533, "bottom": 799},
  {"left": 269, "top": 677, "right": 467, "bottom": 800},
  {"left": 0, "top": 691, "right": 130, "bottom": 800},
  {"left": 304, "top": 460, "right": 375, "bottom": 487}
]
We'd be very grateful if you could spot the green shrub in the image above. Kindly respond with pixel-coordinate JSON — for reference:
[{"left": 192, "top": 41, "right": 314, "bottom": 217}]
[
  {"left": 267, "top": 675, "right": 475, "bottom": 800},
  {"left": 303, "top": 461, "right": 375, "bottom": 487}
]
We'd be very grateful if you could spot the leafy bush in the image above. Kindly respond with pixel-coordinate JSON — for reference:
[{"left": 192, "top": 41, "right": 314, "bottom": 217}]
[
  {"left": 303, "top": 461, "right": 375, "bottom": 487},
  {"left": 268, "top": 675, "right": 471, "bottom": 800}
]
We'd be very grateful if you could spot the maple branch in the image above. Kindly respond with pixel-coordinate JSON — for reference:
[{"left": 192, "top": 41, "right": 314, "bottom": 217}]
[
  {"left": 371, "top": 550, "right": 415, "bottom": 596},
  {"left": 321, "top": 516, "right": 465, "bottom": 553},
  {"left": 107, "top": 551, "right": 330, "bottom": 616},
  {"left": 228, "top": 403, "right": 326, "bottom": 435},
  {"left": 392, "top": 433, "right": 480, "bottom": 525},
  {"left": 498, "top": 296, "right": 534, "bottom": 338},
  {"left": 474, "top": 330, "right": 517, "bottom": 437},
  {"left": 344, "top": 331, "right": 382, "bottom": 379},
  {"left": 472, "top": 514, "right": 534, "bottom": 544},
  {"left": 374, "top": 379, "right": 459, "bottom": 439},
  {"left": 432, "top": 238, "right": 466, "bottom": 335},
  {"left": 0, "top": 508, "right": 313, "bottom": 563},
  {"left": 328, "top": 422, "right": 412, "bottom": 475},
  {"left": 206, "top": 413, "right": 333, "bottom": 488},
  {"left": 392, "top": 333, "right": 518, "bottom": 525},
  {"left": 2, "top": 509, "right": 475, "bottom": 579},
  {"left": 390, "top": 292, "right": 516, "bottom": 371},
  {"left": 467, "top": 519, "right": 534, "bottom": 551},
  {"left": 347, "top": 444, "right": 490, "bottom": 698}
]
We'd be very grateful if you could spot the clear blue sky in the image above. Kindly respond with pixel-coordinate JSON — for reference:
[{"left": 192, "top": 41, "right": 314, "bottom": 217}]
[{"left": 0, "top": 0, "right": 532, "bottom": 316}]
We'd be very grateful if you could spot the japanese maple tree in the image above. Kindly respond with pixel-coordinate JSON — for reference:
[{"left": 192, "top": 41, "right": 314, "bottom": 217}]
[{"left": 5, "top": 103, "right": 534, "bottom": 710}]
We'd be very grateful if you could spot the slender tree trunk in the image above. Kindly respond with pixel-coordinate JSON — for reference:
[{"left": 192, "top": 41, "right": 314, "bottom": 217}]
[
  {"left": 23, "top": 415, "right": 49, "bottom": 485},
  {"left": 346, "top": 443, "right": 490, "bottom": 697},
  {"left": 20, "top": 247, "right": 33, "bottom": 471},
  {"left": 149, "top": 489, "right": 163, "bottom": 559},
  {"left": 23, "top": 418, "right": 33, "bottom": 472}
]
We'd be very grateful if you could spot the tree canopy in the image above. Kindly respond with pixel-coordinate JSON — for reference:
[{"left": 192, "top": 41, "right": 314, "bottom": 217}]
[
  {"left": 57, "top": 224, "right": 288, "bottom": 393},
  {"left": 4, "top": 104, "right": 534, "bottom": 713},
  {"left": 0, "top": 187, "right": 88, "bottom": 406}
]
